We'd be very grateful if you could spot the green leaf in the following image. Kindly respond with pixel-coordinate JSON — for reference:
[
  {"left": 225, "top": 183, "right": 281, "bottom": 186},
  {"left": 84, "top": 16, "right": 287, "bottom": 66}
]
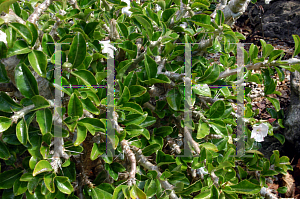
[
  {"left": 36, "top": 108, "right": 52, "bottom": 135},
  {"left": 74, "top": 123, "right": 87, "bottom": 146},
  {"left": 16, "top": 118, "right": 28, "bottom": 145},
  {"left": 118, "top": 102, "right": 143, "bottom": 115},
  {"left": 31, "top": 95, "right": 50, "bottom": 111},
  {"left": 262, "top": 44, "right": 274, "bottom": 59},
  {"left": 129, "top": 85, "right": 146, "bottom": 97},
  {"left": 0, "top": 116, "right": 12, "bottom": 133},
  {"left": 90, "top": 143, "right": 103, "bottom": 161},
  {"left": 191, "top": 2, "right": 209, "bottom": 9},
  {"left": 0, "top": 169, "right": 23, "bottom": 189},
  {"left": 266, "top": 97, "right": 280, "bottom": 112},
  {"left": 81, "top": 97, "right": 100, "bottom": 115},
  {"left": 192, "top": 84, "right": 211, "bottom": 97},
  {"left": 7, "top": 40, "right": 32, "bottom": 57},
  {"left": 162, "top": 8, "right": 177, "bottom": 23},
  {"left": 28, "top": 50, "right": 47, "bottom": 78},
  {"left": 0, "top": 92, "right": 22, "bottom": 113},
  {"left": 268, "top": 50, "right": 284, "bottom": 63},
  {"left": 209, "top": 100, "right": 225, "bottom": 118},
  {"left": 117, "top": 86, "right": 130, "bottom": 106},
  {"left": 154, "top": 126, "right": 173, "bottom": 137},
  {"left": 68, "top": 32, "right": 87, "bottom": 68},
  {"left": 133, "top": 15, "right": 153, "bottom": 39},
  {"left": 33, "top": 160, "right": 53, "bottom": 176},
  {"left": 166, "top": 88, "right": 181, "bottom": 111},
  {"left": 121, "top": 113, "right": 147, "bottom": 126},
  {"left": 130, "top": 185, "right": 146, "bottom": 199},
  {"left": 156, "top": 150, "right": 175, "bottom": 166},
  {"left": 142, "top": 143, "right": 160, "bottom": 156},
  {"left": 197, "top": 121, "right": 210, "bottom": 139},
  {"left": 26, "top": 22, "right": 38, "bottom": 46},
  {"left": 13, "top": 179, "right": 27, "bottom": 196},
  {"left": 9, "top": 23, "right": 32, "bottom": 45},
  {"left": 0, "top": 140, "right": 10, "bottom": 160},
  {"left": 15, "top": 63, "right": 39, "bottom": 98},
  {"left": 5, "top": 26, "right": 16, "bottom": 48},
  {"left": 200, "top": 143, "right": 218, "bottom": 152},
  {"left": 68, "top": 93, "right": 83, "bottom": 118},
  {"left": 144, "top": 54, "right": 157, "bottom": 79},
  {"left": 215, "top": 10, "right": 224, "bottom": 26},
  {"left": 55, "top": 176, "right": 73, "bottom": 194},
  {"left": 44, "top": 173, "right": 55, "bottom": 193},
  {"left": 118, "top": 41, "right": 137, "bottom": 59},
  {"left": 197, "top": 64, "right": 220, "bottom": 84},
  {"left": 249, "top": 44, "right": 259, "bottom": 62},
  {"left": 292, "top": 34, "right": 300, "bottom": 58},
  {"left": 41, "top": 34, "right": 55, "bottom": 57},
  {"left": 277, "top": 186, "right": 288, "bottom": 194},
  {"left": 71, "top": 70, "right": 97, "bottom": 91},
  {"left": 223, "top": 180, "right": 261, "bottom": 195},
  {"left": 274, "top": 133, "right": 285, "bottom": 145},
  {"left": 0, "top": 0, "right": 18, "bottom": 13}
]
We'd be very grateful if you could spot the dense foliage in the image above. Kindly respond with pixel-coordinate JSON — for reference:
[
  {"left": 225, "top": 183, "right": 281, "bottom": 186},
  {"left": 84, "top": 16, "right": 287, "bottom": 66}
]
[{"left": 1, "top": 0, "right": 300, "bottom": 198}]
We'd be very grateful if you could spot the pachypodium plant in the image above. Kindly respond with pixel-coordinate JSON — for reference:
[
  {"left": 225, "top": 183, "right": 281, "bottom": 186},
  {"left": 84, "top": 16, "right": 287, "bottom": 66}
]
[{"left": 0, "top": 0, "right": 299, "bottom": 198}]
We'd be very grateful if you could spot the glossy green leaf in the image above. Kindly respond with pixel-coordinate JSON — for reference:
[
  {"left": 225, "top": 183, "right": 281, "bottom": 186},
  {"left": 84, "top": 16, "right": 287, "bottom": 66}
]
[
  {"left": 192, "top": 84, "right": 211, "bottom": 97},
  {"left": 68, "top": 93, "right": 83, "bottom": 118},
  {"left": 129, "top": 85, "right": 146, "bottom": 97},
  {"left": 44, "top": 173, "right": 55, "bottom": 193},
  {"left": 15, "top": 63, "right": 39, "bottom": 98},
  {"left": 268, "top": 50, "right": 284, "bottom": 63},
  {"left": 33, "top": 160, "right": 53, "bottom": 176},
  {"left": 41, "top": 34, "right": 55, "bottom": 57},
  {"left": 13, "top": 179, "right": 27, "bottom": 196},
  {"left": 0, "top": 140, "right": 10, "bottom": 159},
  {"left": 78, "top": 118, "right": 105, "bottom": 135},
  {"left": 74, "top": 123, "right": 87, "bottom": 146},
  {"left": 200, "top": 143, "right": 218, "bottom": 152},
  {"left": 81, "top": 97, "right": 100, "bottom": 115},
  {"left": 36, "top": 108, "right": 52, "bottom": 135},
  {"left": 7, "top": 40, "right": 32, "bottom": 57},
  {"left": 156, "top": 150, "right": 175, "bottom": 166},
  {"left": 0, "top": 169, "right": 23, "bottom": 189},
  {"left": 133, "top": 15, "right": 153, "bottom": 39},
  {"left": 55, "top": 176, "right": 73, "bottom": 194},
  {"left": 16, "top": 118, "right": 28, "bottom": 145},
  {"left": 118, "top": 41, "right": 137, "bottom": 59},
  {"left": 139, "top": 116, "right": 156, "bottom": 128},
  {"left": 0, "top": 0, "right": 18, "bottom": 14},
  {"left": 143, "top": 143, "right": 160, "bottom": 156},
  {"left": 215, "top": 10, "right": 225, "bottom": 26},
  {"left": 197, "top": 64, "right": 220, "bottom": 84},
  {"left": 0, "top": 63, "right": 9, "bottom": 83},
  {"left": 68, "top": 32, "right": 86, "bottom": 68},
  {"left": 121, "top": 113, "right": 147, "bottom": 126},
  {"left": 223, "top": 180, "right": 261, "bottom": 195},
  {"left": 154, "top": 126, "right": 173, "bottom": 137},
  {"left": 144, "top": 54, "right": 157, "bottom": 80},
  {"left": 209, "top": 101, "right": 225, "bottom": 118},
  {"left": 292, "top": 34, "right": 300, "bottom": 58},
  {"left": 166, "top": 88, "right": 181, "bottom": 111},
  {"left": 26, "top": 21, "right": 38, "bottom": 46},
  {"left": 9, "top": 23, "right": 32, "bottom": 45},
  {"left": 31, "top": 95, "right": 50, "bottom": 111},
  {"left": 0, "top": 91, "right": 22, "bottom": 113},
  {"left": 274, "top": 133, "right": 285, "bottom": 145},
  {"left": 71, "top": 70, "right": 97, "bottom": 88},
  {"left": 130, "top": 185, "right": 146, "bottom": 199},
  {"left": 28, "top": 50, "right": 47, "bottom": 78},
  {"left": 162, "top": 8, "right": 177, "bottom": 23},
  {"left": 197, "top": 120, "right": 210, "bottom": 139},
  {"left": 5, "top": 26, "right": 16, "bottom": 48},
  {"left": 0, "top": 116, "right": 12, "bottom": 133},
  {"left": 117, "top": 86, "right": 130, "bottom": 106},
  {"left": 266, "top": 97, "right": 280, "bottom": 112}
]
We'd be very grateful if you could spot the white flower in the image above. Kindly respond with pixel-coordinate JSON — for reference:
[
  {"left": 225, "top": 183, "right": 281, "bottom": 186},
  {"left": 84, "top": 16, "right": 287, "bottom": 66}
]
[
  {"left": 251, "top": 123, "right": 269, "bottom": 142},
  {"left": 0, "top": 30, "right": 7, "bottom": 45},
  {"left": 121, "top": 0, "right": 132, "bottom": 17},
  {"left": 99, "top": 40, "right": 117, "bottom": 58}
]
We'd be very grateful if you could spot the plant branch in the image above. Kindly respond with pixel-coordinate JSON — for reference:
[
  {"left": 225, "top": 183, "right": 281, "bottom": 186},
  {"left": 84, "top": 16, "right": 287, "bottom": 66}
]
[
  {"left": 130, "top": 145, "right": 180, "bottom": 199},
  {"left": 28, "top": 0, "right": 53, "bottom": 24},
  {"left": 1, "top": 9, "right": 26, "bottom": 24}
]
